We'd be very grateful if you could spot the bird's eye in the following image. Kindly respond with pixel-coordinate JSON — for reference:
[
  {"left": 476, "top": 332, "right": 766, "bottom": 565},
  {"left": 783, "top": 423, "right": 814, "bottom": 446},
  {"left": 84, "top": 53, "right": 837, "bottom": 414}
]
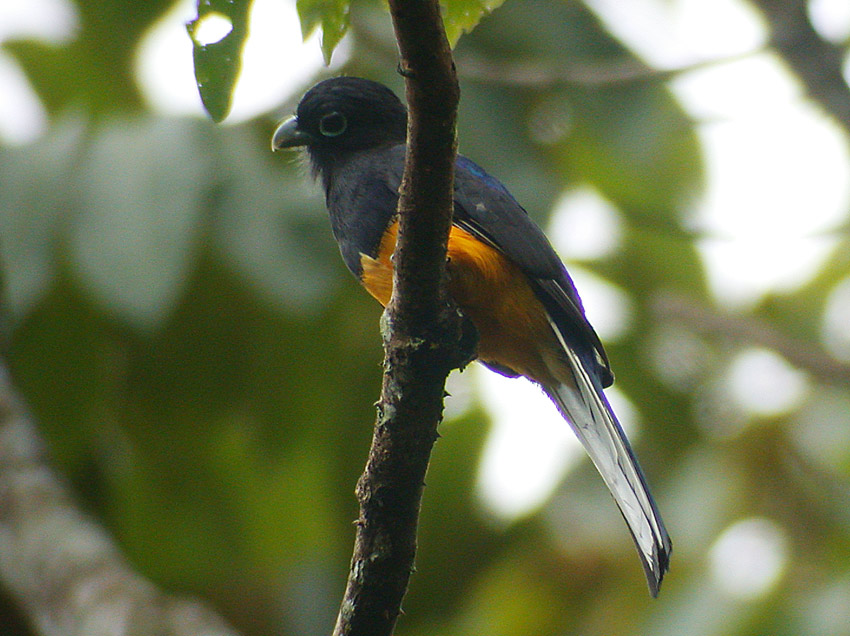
[{"left": 319, "top": 112, "right": 347, "bottom": 137}]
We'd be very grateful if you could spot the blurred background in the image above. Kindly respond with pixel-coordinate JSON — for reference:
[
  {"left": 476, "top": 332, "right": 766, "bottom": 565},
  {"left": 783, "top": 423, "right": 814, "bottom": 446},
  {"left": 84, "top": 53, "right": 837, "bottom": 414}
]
[{"left": 2, "top": 0, "right": 850, "bottom": 634}]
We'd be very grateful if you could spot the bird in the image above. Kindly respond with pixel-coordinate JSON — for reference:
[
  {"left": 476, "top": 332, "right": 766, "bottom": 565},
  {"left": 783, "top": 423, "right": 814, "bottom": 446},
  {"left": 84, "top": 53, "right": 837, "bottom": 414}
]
[{"left": 271, "top": 76, "right": 671, "bottom": 596}]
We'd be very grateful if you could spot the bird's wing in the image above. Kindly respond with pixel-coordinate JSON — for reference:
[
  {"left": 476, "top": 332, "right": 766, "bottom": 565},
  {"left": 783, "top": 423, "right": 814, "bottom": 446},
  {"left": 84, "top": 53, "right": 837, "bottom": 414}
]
[
  {"left": 352, "top": 148, "right": 671, "bottom": 594},
  {"left": 452, "top": 154, "right": 671, "bottom": 595},
  {"left": 452, "top": 155, "right": 612, "bottom": 385}
]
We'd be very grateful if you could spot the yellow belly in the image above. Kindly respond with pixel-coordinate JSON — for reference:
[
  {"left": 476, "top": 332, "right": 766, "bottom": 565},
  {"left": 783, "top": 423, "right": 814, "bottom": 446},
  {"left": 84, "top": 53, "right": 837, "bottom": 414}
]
[{"left": 359, "top": 220, "right": 560, "bottom": 384}]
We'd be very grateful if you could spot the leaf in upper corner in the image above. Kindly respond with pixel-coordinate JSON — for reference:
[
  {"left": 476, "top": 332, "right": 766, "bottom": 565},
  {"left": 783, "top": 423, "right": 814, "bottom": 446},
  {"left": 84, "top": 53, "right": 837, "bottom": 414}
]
[
  {"left": 187, "top": 0, "right": 252, "bottom": 123},
  {"left": 296, "top": 0, "right": 350, "bottom": 65},
  {"left": 442, "top": 0, "right": 506, "bottom": 47}
]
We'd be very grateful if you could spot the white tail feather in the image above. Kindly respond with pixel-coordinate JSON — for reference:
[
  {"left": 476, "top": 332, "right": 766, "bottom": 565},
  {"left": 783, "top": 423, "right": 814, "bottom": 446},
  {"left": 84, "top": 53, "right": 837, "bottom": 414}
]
[{"left": 545, "top": 317, "right": 671, "bottom": 596}]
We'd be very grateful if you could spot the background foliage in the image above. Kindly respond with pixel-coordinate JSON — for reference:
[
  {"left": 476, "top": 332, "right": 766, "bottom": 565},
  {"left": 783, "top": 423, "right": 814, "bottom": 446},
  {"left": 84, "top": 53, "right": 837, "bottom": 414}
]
[{"left": 2, "top": 0, "right": 850, "bottom": 634}]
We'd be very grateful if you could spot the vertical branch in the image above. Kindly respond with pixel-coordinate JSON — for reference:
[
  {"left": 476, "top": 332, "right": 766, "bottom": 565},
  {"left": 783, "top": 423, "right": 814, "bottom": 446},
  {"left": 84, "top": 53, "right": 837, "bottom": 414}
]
[
  {"left": 389, "top": 0, "right": 461, "bottom": 331},
  {"left": 331, "top": 1, "right": 463, "bottom": 636}
]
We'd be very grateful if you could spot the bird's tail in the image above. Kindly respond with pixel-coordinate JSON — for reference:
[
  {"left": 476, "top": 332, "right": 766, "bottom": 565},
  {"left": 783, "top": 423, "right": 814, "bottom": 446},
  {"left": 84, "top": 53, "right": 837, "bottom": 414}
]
[{"left": 544, "top": 318, "right": 672, "bottom": 596}]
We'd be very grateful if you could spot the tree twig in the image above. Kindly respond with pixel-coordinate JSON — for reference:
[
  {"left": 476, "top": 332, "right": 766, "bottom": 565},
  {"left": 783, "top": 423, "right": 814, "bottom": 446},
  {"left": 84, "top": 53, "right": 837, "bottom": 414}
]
[
  {"left": 0, "top": 362, "right": 240, "bottom": 636},
  {"left": 652, "top": 292, "right": 850, "bottom": 386},
  {"left": 352, "top": 15, "right": 763, "bottom": 90},
  {"left": 454, "top": 50, "right": 760, "bottom": 88},
  {"left": 330, "top": 1, "right": 466, "bottom": 636}
]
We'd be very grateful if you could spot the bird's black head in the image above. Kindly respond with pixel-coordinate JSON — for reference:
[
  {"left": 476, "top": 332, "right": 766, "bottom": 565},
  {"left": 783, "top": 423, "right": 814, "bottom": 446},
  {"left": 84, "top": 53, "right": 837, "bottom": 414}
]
[{"left": 272, "top": 77, "right": 407, "bottom": 171}]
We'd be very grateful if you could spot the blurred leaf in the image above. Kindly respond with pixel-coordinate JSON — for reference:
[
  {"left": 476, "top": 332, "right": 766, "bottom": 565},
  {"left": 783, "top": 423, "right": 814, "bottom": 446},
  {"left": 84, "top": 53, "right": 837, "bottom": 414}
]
[
  {"left": 761, "top": 235, "right": 850, "bottom": 340},
  {"left": 5, "top": 0, "right": 172, "bottom": 115},
  {"left": 188, "top": 0, "right": 253, "bottom": 122},
  {"left": 7, "top": 279, "right": 120, "bottom": 471},
  {"left": 455, "top": 82, "right": 562, "bottom": 221},
  {"left": 0, "top": 115, "right": 86, "bottom": 318},
  {"left": 613, "top": 224, "right": 707, "bottom": 295},
  {"left": 561, "top": 83, "right": 701, "bottom": 220},
  {"left": 211, "top": 126, "right": 338, "bottom": 311},
  {"left": 68, "top": 118, "right": 211, "bottom": 328},
  {"left": 458, "top": 0, "right": 702, "bottom": 221},
  {"left": 448, "top": 551, "right": 564, "bottom": 636},
  {"left": 443, "top": 0, "right": 507, "bottom": 46},
  {"left": 297, "top": 0, "right": 349, "bottom": 64},
  {"left": 458, "top": 0, "right": 626, "bottom": 66}
]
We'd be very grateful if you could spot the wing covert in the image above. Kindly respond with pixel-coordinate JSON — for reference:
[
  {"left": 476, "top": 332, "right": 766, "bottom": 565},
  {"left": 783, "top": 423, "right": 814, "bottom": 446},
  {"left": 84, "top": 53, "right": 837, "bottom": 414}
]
[{"left": 453, "top": 155, "right": 613, "bottom": 385}]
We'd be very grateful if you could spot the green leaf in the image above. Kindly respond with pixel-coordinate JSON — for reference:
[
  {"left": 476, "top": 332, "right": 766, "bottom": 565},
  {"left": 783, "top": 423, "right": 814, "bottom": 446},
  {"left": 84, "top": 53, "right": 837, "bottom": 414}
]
[
  {"left": 293, "top": 0, "right": 503, "bottom": 62},
  {"left": 443, "top": 0, "right": 506, "bottom": 46},
  {"left": 0, "top": 115, "right": 86, "bottom": 319},
  {"left": 5, "top": 0, "right": 173, "bottom": 116},
  {"left": 296, "top": 0, "right": 350, "bottom": 65},
  {"left": 187, "top": 0, "right": 253, "bottom": 123},
  {"left": 69, "top": 118, "right": 211, "bottom": 328},
  {"left": 560, "top": 83, "right": 702, "bottom": 221}
]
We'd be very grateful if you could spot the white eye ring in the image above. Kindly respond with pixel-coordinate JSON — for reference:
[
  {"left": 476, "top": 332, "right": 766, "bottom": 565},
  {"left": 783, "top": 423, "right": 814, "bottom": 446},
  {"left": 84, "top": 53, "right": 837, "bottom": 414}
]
[{"left": 319, "top": 112, "right": 347, "bottom": 137}]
